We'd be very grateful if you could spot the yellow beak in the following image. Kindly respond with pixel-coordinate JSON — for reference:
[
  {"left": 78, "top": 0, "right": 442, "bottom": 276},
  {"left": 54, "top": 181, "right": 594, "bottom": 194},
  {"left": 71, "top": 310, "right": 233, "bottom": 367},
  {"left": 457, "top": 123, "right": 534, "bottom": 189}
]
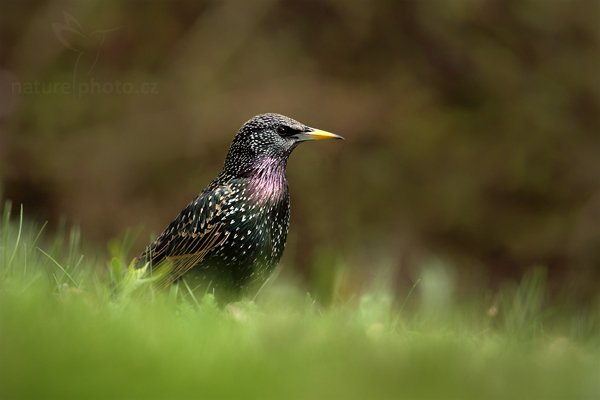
[{"left": 295, "top": 128, "right": 345, "bottom": 141}]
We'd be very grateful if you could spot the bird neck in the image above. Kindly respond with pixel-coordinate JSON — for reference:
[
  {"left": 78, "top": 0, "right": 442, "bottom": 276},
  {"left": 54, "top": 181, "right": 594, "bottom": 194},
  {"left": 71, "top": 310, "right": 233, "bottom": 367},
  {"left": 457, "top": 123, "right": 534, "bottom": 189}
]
[{"left": 245, "top": 157, "right": 288, "bottom": 204}]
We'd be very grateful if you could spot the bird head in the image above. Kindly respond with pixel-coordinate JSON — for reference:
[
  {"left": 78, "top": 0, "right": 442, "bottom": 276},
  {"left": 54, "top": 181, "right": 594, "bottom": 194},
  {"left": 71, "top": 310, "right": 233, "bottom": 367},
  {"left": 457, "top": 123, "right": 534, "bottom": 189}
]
[{"left": 223, "top": 113, "right": 343, "bottom": 176}]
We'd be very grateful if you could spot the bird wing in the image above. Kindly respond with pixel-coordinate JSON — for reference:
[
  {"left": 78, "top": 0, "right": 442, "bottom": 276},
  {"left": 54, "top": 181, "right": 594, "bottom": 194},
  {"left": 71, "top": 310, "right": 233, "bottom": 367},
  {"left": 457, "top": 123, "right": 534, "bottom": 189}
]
[{"left": 137, "top": 183, "right": 232, "bottom": 287}]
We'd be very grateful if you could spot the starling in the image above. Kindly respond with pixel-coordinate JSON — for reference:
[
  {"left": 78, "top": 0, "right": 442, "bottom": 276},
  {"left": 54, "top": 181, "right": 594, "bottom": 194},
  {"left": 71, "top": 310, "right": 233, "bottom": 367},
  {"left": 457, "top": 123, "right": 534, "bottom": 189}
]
[{"left": 135, "top": 113, "right": 343, "bottom": 296}]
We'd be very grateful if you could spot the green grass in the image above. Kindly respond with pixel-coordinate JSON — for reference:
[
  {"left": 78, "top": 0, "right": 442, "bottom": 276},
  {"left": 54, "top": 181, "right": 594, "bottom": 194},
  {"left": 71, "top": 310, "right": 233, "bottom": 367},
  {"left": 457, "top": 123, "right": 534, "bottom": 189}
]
[{"left": 0, "top": 203, "right": 599, "bottom": 400}]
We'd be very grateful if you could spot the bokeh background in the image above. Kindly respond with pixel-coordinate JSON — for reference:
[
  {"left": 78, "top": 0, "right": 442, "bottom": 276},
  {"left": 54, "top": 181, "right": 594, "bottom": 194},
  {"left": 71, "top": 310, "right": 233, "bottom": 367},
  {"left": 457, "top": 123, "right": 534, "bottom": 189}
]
[{"left": 1, "top": 0, "right": 599, "bottom": 301}]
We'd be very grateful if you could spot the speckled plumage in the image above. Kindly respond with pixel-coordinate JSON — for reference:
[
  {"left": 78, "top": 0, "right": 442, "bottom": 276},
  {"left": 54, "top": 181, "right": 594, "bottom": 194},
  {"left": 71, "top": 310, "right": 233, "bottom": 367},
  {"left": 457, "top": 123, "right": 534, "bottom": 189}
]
[{"left": 135, "top": 113, "right": 342, "bottom": 295}]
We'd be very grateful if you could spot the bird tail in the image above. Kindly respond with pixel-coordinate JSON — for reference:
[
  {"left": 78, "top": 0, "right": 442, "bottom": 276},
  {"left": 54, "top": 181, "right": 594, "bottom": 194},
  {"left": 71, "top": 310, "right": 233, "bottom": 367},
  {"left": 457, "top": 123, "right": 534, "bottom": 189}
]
[{"left": 132, "top": 254, "right": 147, "bottom": 270}]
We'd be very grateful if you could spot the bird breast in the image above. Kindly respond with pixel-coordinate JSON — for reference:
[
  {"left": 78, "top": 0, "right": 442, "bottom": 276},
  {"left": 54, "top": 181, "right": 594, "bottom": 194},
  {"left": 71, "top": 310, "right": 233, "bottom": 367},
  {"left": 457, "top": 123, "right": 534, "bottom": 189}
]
[{"left": 246, "top": 158, "right": 288, "bottom": 205}]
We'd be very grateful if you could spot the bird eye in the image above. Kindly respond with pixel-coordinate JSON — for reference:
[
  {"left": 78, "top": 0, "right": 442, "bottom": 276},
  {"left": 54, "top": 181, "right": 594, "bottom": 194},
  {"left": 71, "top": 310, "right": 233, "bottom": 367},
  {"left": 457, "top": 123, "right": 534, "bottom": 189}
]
[{"left": 277, "top": 126, "right": 294, "bottom": 136}]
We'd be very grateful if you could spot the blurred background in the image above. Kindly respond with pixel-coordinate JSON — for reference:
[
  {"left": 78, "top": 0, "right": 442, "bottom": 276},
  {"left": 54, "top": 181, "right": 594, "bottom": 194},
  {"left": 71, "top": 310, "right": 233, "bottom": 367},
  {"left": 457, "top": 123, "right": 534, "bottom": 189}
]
[{"left": 1, "top": 0, "right": 599, "bottom": 302}]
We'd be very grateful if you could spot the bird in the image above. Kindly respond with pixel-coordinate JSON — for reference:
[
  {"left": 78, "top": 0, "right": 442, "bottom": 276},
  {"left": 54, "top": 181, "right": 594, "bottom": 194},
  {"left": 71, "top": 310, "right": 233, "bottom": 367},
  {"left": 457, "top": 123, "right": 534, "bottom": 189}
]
[{"left": 135, "top": 113, "right": 343, "bottom": 298}]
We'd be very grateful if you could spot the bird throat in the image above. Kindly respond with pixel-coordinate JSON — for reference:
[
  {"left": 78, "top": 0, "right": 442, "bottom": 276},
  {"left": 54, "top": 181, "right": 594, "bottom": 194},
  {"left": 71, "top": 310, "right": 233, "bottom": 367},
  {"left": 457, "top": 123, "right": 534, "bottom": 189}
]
[{"left": 247, "top": 157, "right": 288, "bottom": 204}]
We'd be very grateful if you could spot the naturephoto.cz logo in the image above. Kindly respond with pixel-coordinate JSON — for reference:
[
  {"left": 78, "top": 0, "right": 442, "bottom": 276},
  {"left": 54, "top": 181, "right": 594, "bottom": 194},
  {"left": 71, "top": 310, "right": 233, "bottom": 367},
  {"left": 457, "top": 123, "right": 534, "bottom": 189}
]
[
  {"left": 13, "top": 78, "right": 159, "bottom": 96},
  {"left": 10, "top": 12, "right": 158, "bottom": 97}
]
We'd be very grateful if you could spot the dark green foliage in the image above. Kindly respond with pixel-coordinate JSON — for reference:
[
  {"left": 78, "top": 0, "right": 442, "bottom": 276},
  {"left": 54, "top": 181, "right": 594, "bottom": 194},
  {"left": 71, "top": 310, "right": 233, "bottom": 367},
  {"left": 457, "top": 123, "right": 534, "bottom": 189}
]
[{"left": 1, "top": 0, "right": 599, "bottom": 297}]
